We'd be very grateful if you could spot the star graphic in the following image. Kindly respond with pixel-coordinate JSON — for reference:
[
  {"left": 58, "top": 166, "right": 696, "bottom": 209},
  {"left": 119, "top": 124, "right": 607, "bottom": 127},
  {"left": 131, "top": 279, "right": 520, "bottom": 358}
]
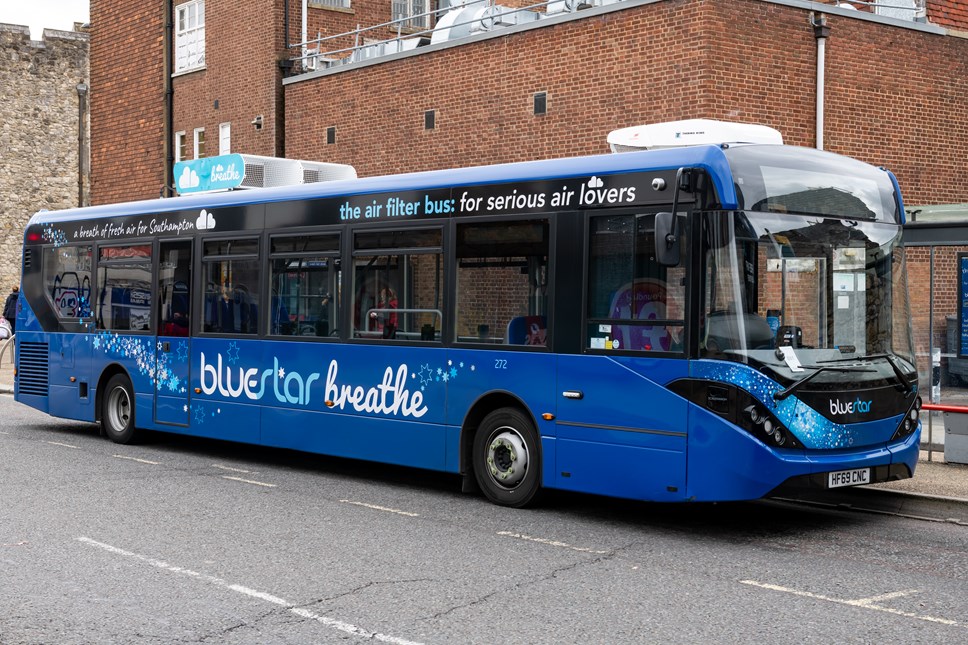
[
  {"left": 226, "top": 342, "right": 240, "bottom": 364},
  {"left": 176, "top": 341, "right": 189, "bottom": 362},
  {"left": 192, "top": 405, "right": 206, "bottom": 424},
  {"left": 418, "top": 364, "right": 433, "bottom": 387}
]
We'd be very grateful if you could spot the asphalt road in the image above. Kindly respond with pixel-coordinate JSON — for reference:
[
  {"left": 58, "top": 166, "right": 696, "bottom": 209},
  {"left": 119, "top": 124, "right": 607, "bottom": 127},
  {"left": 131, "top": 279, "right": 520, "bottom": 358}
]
[{"left": 2, "top": 394, "right": 967, "bottom": 644}]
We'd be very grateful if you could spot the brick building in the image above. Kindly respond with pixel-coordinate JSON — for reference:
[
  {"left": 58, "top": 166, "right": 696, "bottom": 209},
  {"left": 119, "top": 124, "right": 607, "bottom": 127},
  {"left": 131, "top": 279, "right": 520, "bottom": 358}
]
[{"left": 87, "top": 0, "right": 968, "bottom": 384}]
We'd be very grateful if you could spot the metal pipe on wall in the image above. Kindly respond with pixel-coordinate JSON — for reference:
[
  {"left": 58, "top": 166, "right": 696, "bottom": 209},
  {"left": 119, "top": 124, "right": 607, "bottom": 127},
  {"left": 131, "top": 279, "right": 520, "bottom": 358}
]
[{"left": 812, "top": 13, "right": 830, "bottom": 151}]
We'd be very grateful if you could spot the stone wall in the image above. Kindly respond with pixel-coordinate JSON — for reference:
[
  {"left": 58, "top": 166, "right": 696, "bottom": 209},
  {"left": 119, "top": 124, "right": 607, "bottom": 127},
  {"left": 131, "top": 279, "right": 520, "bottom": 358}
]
[{"left": 0, "top": 23, "right": 89, "bottom": 294}]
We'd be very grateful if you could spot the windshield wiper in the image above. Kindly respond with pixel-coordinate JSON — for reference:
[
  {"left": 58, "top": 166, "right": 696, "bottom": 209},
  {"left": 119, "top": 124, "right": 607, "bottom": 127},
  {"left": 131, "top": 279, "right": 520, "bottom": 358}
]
[
  {"left": 816, "top": 353, "right": 913, "bottom": 395},
  {"left": 773, "top": 365, "right": 875, "bottom": 401}
]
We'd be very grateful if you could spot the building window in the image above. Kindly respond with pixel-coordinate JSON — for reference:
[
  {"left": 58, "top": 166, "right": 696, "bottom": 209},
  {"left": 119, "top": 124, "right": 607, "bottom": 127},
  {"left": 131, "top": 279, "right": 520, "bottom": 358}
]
[
  {"left": 219, "top": 122, "right": 231, "bottom": 156},
  {"left": 310, "top": 0, "right": 352, "bottom": 8},
  {"left": 534, "top": 92, "right": 547, "bottom": 116},
  {"left": 175, "top": 131, "right": 187, "bottom": 162},
  {"left": 194, "top": 127, "right": 206, "bottom": 159},
  {"left": 391, "top": 0, "right": 429, "bottom": 29},
  {"left": 175, "top": 0, "right": 205, "bottom": 73}
]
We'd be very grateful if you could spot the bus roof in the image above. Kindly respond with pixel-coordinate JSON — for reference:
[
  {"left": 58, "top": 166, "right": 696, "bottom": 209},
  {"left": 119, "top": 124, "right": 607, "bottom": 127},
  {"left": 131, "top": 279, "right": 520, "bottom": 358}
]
[{"left": 29, "top": 145, "right": 741, "bottom": 226}]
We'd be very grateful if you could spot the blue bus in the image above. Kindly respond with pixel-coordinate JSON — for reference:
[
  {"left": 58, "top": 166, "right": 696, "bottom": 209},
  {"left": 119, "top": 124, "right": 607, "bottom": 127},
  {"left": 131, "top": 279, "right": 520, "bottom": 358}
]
[{"left": 16, "top": 132, "right": 921, "bottom": 507}]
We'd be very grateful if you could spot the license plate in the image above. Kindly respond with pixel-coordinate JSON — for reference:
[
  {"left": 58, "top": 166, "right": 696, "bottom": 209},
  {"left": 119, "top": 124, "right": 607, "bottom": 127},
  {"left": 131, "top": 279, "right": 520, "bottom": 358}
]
[{"left": 828, "top": 468, "right": 871, "bottom": 488}]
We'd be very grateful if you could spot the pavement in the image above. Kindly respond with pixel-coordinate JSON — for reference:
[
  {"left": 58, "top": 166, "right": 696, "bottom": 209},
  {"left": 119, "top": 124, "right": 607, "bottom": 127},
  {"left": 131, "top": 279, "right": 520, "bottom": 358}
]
[{"left": 1, "top": 337, "right": 966, "bottom": 521}]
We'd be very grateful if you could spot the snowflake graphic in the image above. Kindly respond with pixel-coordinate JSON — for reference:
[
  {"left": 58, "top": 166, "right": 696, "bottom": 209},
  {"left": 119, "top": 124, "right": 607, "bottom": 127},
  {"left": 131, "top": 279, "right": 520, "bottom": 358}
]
[
  {"left": 192, "top": 404, "right": 206, "bottom": 424},
  {"left": 278, "top": 367, "right": 285, "bottom": 378},
  {"left": 418, "top": 364, "right": 434, "bottom": 387},
  {"left": 226, "top": 342, "right": 240, "bottom": 365},
  {"left": 176, "top": 341, "right": 189, "bottom": 362},
  {"left": 449, "top": 367, "right": 457, "bottom": 379}
]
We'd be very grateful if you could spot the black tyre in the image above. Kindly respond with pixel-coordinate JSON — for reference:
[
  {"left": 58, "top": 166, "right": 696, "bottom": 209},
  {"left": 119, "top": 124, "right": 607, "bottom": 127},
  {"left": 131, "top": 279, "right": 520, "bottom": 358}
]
[
  {"left": 101, "top": 373, "right": 141, "bottom": 444},
  {"left": 473, "top": 408, "right": 541, "bottom": 508}
]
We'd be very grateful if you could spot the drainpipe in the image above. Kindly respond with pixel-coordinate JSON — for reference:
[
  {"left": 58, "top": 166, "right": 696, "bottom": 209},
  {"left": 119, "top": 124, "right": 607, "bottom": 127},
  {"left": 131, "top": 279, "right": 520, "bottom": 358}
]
[
  {"left": 163, "top": 0, "right": 174, "bottom": 197},
  {"left": 812, "top": 13, "right": 830, "bottom": 150},
  {"left": 75, "top": 82, "right": 88, "bottom": 207},
  {"left": 302, "top": 0, "right": 308, "bottom": 68}
]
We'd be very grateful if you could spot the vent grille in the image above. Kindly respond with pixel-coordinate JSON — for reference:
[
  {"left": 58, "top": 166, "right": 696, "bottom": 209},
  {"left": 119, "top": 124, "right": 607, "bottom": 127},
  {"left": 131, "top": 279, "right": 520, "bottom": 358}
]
[
  {"left": 241, "top": 163, "right": 266, "bottom": 188},
  {"left": 23, "top": 248, "right": 32, "bottom": 270},
  {"left": 18, "top": 341, "right": 49, "bottom": 396}
]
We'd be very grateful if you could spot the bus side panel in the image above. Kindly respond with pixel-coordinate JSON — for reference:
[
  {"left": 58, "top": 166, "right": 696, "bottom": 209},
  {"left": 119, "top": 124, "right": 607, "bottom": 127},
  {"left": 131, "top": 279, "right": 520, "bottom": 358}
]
[
  {"left": 686, "top": 405, "right": 812, "bottom": 501},
  {"left": 261, "top": 407, "right": 451, "bottom": 471},
  {"left": 444, "top": 349, "right": 558, "bottom": 473},
  {"left": 554, "top": 355, "right": 688, "bottom": 501},
  {"left": 47, "top": 333, "right": 95, "bottom": 423}
]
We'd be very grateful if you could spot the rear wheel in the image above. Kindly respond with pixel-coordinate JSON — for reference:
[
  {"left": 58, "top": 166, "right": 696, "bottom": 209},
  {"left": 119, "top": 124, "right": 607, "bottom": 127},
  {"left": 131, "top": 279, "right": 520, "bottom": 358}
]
[
  {"left": 101, "top": 374, "right": 141, "bottom": 444},
  {"left": 473, "top": 408, "right": 541, "bottom": 508}
]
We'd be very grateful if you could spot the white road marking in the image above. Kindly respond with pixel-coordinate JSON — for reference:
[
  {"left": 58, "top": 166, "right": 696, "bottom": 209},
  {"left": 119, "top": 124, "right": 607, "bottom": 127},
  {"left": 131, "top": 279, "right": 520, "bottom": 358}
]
[
  {"left": 212, "top": 464, "right": 254, "bottom": 474},
  {"left": 113, "top": 454, "right": 161, "bottom": 465},
  {"left": 339, "top": 500, "right": 419, "bottom": 517},
  {"left": 740, "top": 580, "right": 961, "bottom": 627},
  {"left": 76, "top": 537, "right": 425, "bottom": 645},
  {"left": 221, "top": 475, "right": 276, "bottom": 488},
  {"left": 497, "top": 531, "right": 609, "bottom": 555},
  {"left": 45, "top": 441, "right": 79, "bottom": 449}
]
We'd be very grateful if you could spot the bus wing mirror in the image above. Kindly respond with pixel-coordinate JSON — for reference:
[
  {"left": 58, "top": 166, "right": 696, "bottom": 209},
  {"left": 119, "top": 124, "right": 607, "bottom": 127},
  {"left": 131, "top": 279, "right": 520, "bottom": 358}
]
[{"left": 655, "top": 211, "right": 680, "bottom": 266}]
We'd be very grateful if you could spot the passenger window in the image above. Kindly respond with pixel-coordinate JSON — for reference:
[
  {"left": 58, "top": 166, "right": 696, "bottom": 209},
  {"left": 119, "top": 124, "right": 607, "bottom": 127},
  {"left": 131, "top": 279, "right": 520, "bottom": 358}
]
[
  {"left": 454, "top": 220, "right": 549, "bottom": 346},
  {"left": 96, "top": 244, "right": 153, "bottom": 332},
  {"left": 44, "top": 245, "right": 93, "bottom": 319},
  {"left": 352, "top": 228, "right": 442, "bottom": 341},
  {"left": 586, "top": 213, "right": 686, "bottom": 352},
  {"left": 268, "top": 233, "right": 340, "bottom": 337},
  {"left": 202, "top": 238, "right": 260, "bottom": 334}
]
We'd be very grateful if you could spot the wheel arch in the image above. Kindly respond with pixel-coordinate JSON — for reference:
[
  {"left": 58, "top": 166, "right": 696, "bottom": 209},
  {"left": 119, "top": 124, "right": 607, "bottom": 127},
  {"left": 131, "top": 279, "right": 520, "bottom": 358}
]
[
  {"left": 94, "top": 362, "right": 132, "bottom": 427},
  {"left": 459, "top": 390, "right": 539, "bottom": 483}
]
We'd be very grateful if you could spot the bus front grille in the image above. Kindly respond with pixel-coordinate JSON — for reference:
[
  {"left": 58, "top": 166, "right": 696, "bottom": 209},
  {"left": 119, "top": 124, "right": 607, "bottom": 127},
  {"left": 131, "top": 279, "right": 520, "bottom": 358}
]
[{"left": 17, "top": 342, "right": 49, "bottom": 396}]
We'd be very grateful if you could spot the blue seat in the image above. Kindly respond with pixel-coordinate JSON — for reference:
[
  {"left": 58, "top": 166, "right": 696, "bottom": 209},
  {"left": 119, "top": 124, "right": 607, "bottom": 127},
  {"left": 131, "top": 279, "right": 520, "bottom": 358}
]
[{"left": 506, "top": 315, "right": 546, "bottom": 346}]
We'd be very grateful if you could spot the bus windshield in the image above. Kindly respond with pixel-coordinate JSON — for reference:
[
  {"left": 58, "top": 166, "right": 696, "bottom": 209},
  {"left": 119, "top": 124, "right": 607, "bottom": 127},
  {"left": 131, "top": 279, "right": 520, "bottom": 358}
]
[
  {"left": 723, "top": 144, "right": 899, "bottom": 223},
  {"left": 701, "top": 210, "right": 915, "bottom": 381}
]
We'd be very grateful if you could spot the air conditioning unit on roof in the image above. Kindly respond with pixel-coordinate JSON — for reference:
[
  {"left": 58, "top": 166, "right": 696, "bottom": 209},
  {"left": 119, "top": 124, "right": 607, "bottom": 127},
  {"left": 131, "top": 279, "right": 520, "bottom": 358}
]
[
  {"left": 238, "top": 155, "right": 356, "bottom": 189},
  {"left": 607, "top": 119, "right": 783, "bottom": 153}
]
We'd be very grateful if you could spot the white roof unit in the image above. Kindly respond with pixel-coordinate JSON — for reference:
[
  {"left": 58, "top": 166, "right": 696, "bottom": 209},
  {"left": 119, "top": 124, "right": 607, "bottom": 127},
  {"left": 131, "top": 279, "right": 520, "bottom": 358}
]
[
  {"left": 238, "top": 154, "right": 356, "bottom": 189},
  {"left": 607, "top": 119, "right": 783, "bottom": 153}
]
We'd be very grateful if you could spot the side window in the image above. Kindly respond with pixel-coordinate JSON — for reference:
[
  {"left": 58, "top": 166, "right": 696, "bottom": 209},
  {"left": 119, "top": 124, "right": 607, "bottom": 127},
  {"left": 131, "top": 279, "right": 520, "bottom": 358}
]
[
  {"left": 586, "top": 213, "right": 686, "bottom": 353},
  {"left": 268, "top": 233, "right": 340, "bottom": 337},
  {"left": 352, "top": 228, "right": 442, "bottom": 341},
  {"left": 455, "top": 220, "right": 549, "bottom": 346},
  {"left": 202, "top": 238, "right": 260, "bottom": 334},
  {"left": 96, "top": 244, "right": 153, "bottom": 332},
  {"left": 43, "top": 245, "right": 92, "bottom": 319}
]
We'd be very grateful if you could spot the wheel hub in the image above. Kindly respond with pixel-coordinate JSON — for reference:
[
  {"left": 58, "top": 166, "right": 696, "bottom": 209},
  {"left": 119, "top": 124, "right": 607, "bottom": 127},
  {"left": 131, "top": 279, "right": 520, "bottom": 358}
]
[{"left": 486, "top": 428, "right": 528, "bottom": 488}]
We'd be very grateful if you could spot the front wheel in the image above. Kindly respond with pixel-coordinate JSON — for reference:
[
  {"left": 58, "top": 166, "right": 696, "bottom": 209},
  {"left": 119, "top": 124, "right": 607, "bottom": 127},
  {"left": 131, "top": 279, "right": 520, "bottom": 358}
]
[
  {"left": 101, "top": 373, "right": 142, "bottom": 444},
  {"left": 473, "top": 408, "right": 541, "bottom": 508}
]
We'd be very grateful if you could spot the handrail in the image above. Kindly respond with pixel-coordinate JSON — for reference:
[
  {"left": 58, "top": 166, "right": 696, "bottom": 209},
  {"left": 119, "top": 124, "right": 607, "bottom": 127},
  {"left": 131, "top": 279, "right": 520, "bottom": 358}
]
[
  {"left": 922, "top": 403, "right": 968, "bottom": 414},
  {"left": 364, "top": 308, "right": 442, "bottom": 333},
  {"left": 0, "top": 334, "right": 14, "bottom": 368}
]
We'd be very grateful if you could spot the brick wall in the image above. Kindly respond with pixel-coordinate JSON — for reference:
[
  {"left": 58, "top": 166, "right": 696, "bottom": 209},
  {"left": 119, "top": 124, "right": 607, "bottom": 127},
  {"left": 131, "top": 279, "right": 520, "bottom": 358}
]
[
  {"left": 0, "top": 24, "right": 88, "bottom": 292},
  {"left": 284, "top": 1, "right": 968, "bottom": 209},
  {"left": 89, "top": 0, "right": 166, "bottom": 204}
]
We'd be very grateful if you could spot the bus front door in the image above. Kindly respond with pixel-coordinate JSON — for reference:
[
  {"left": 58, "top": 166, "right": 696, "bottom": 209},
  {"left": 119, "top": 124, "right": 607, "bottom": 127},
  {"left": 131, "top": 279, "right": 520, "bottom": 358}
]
[{"left": 154, "top": 240, "right": 192, "bottom": 426}]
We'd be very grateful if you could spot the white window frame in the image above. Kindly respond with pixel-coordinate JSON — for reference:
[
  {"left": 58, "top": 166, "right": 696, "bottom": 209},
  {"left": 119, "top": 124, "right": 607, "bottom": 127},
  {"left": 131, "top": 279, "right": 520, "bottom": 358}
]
[
  {"left": 193, "top": 127, "right": 206, "bottom": 159},
  {"left": 219, "top": 122, "right": 231, "bottom": 156},
  {"left": 391, "top": 0, "right": 429, "bottom": 30},
  {"left": 175, "top": 0, "right": 206, "bottom": 74},
  {"left": 174, "top": 131, "right": 186, "bottom": 163}
]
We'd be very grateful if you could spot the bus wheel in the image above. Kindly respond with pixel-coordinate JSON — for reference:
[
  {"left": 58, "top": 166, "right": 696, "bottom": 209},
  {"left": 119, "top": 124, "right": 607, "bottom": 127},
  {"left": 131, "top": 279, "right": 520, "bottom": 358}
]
[
  {"left": 473, "top": 408, "right": 541, "bottom": 508},
  {"left": 101, "top": 374, "right": 141, "bottom": 444}
]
